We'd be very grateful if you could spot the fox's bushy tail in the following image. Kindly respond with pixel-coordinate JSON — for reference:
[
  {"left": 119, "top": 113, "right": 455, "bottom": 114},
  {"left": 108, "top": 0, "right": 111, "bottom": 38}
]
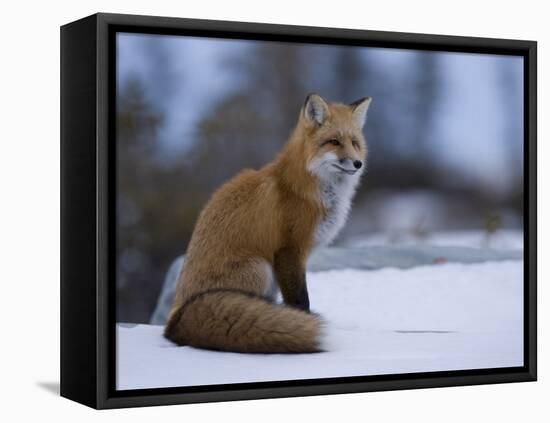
[{"left": 164, "top": 289, "right": 324, "bottom": 353}]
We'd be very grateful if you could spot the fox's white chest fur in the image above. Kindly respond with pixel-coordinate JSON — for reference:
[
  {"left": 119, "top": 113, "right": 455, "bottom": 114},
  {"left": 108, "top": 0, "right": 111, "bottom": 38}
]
[{"left": 314, "top": 173, "right": 360, "bottom": 247}]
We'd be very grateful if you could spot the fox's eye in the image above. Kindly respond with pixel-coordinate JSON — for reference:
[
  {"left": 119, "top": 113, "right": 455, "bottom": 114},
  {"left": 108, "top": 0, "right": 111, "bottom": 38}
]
[
  {"left": 352, "top": 140, "right": 360, "bottom": 149},
  {"left": 328, "top": 139, "right": 340, "bottom": 146}
]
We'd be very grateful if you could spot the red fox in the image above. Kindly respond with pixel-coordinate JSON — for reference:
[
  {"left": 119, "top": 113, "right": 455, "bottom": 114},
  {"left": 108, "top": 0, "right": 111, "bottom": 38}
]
[{"left": 165, "top": 94, "right": 371, "bottom": 353}]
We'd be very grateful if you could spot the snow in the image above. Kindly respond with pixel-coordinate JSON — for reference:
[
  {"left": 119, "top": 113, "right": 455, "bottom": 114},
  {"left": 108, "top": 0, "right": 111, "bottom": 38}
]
[
  {"left": 117, "top": 260, "right": 523, "bottom": 390},
  {"left": 150, "top": 244, "right": 522, "bottom": 324},
  {"left": 345, "top": 229, "right": 523, "bottom": 251}
]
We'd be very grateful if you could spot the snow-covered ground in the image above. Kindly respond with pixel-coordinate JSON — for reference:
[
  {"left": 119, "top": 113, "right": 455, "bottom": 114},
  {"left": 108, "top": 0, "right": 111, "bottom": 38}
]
[
  {"left": 117, "top": 260, "right": 523, "bottom": 390},
  {"left": 344, "top": 229, "right": 523, "bottom": 251}
]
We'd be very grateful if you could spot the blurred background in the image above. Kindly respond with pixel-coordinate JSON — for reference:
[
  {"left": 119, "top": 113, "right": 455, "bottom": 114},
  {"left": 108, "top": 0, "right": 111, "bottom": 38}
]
[{"left": 116, "top": 33, "right": 524, "bottom": 323}]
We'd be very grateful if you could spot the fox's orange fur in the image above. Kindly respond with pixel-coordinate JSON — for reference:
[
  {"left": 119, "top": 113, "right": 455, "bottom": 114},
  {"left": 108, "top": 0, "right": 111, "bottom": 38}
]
[{"left": 165, "top": 94, "right": 371, "bottom": 353}]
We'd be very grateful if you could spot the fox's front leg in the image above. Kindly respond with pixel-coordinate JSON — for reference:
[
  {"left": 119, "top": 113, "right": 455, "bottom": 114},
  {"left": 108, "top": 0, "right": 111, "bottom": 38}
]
[{"left": 274, "top": 248, "right": 310, "bottom": 312}]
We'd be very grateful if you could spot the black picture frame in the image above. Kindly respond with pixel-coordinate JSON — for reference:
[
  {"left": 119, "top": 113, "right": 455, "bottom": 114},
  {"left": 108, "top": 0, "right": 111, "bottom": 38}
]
[{"left": 60, "top": 12, "right": 537, "bottom": 409}]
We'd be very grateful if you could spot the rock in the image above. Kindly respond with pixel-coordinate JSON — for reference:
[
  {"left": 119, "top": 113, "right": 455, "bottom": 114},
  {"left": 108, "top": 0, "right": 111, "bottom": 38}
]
[{"left": 149, "top": 256, "right": 184, "bottom": 325}]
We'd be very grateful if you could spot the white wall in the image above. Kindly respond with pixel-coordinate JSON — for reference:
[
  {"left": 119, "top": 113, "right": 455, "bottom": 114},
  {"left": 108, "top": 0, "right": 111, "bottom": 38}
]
[{"left": 1, "top": 0, "right": 546, "bottom": 420}]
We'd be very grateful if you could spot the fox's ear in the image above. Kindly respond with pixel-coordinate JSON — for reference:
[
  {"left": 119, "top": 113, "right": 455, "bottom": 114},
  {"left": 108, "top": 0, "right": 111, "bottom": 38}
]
[
  {"left": 350, "top": 96, "right": 372, "bottom": 129},
  {"left": 303, "top": 93, "right": 329, "bottom": 126}
]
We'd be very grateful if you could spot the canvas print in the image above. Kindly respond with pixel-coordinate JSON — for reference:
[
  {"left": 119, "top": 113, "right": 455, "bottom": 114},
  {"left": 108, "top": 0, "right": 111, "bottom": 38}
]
[{"left": 115, "top": 32, "right": 524, "bottom": 390}]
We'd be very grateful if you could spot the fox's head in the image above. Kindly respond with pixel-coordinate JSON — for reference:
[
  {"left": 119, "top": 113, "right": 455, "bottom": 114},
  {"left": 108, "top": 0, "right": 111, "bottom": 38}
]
[{"left": 300, "top": 93, "right": 371, "bottom": 181}]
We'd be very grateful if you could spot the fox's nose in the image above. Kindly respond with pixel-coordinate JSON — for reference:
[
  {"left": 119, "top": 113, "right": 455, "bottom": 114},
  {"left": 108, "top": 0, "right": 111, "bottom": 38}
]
[{"left": 353, "top": 160, "right": 363, "bottom": 169}]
